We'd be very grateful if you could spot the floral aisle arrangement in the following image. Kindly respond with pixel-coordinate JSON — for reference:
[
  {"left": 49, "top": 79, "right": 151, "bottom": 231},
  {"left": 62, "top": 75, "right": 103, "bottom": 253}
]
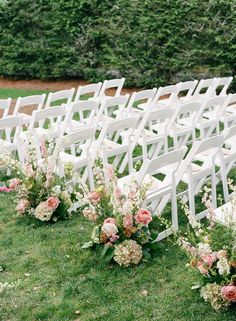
[
  {"left": 0, "top": 141, "right": 88, "bottom": 222},
  {"left": 82, "top": 159, "right": 158, "bottom": 267},
  {"left": 177, "top": 187, "right": 236, "bottom": 310}
]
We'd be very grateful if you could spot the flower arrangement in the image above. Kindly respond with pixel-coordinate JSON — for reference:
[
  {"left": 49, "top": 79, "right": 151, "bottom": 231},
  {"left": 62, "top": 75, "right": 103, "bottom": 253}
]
[
  {"left": 82, "top": 158, "right": 157, "bottom": 267},
  {"left": 0, "top": 141, "right": 88, "bottom": 222},
  {"left": 177, "top": 187, "right": 236, "bottom": 310}
]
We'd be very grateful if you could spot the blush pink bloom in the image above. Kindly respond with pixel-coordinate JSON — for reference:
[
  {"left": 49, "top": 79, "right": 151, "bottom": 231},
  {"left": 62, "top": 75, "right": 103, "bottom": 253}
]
[
  {"left": 197, "top": 261, "right": 209, "bottom": 275},
  {"left": 110, "top": 234, "right": 119, "bottom": 243},
  {"left": 16, "top": 199, "right": 30, "bottom": 214},
  {"left": 115, "top": 188, "right": 122, "bottom": 199},
  {"left": 46, "top": 196, "right": 60, "bottom": 210},
  {"left": 88, "top": 191, "right": 101, "bottom": 204},
  {"left": 221, "top": 285, "right": 236, "bottom": 302},
  {"left": 123, "top": 214, "right": 133, "bottom": 228},
  {"left": 102, "top": 223, "right": 118, "bottom": 238},
  {"left": 107, "top": 164, "right": 115, "bottom": 178},
  {"left": 9, "top": 178, "right": 21, "bottom": 190},
  {"left": 135, "top": 209, "right": 152, "bottom": 225},
  {"left": 0, "top": 186, "right": 12, "bottom": 193},
  {"left": 25, "top": 164, "right": 35, "bottom": 177},
  {"left": 40, "top": 139, "right": 47, "bottom": 159},
  {"left": 104, "top": 217, "right": 116, "bottom": 225},
  {"left": 200, "top": 254, "right": 215, "bottom": 268}
]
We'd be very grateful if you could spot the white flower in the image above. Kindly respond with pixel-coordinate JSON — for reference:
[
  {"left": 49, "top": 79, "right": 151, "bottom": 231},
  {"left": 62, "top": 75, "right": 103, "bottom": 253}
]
[
  {"left": 216, "top": 257, "right": 230, "bottom": 276},
  {"left": 51, "top": 185, "right": 61, "bottom": 197},
  {"left": 198, "top": 242, "right": 212, "bottom": 255}
]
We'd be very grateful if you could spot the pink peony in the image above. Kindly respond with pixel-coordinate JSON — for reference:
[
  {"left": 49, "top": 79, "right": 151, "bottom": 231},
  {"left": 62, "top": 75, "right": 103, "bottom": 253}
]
[
  {"left": 221, "top": 285, "right": 236, "bottom": 302},
  {"left": 110, "top": 234, "right": 119, "bottom": 243},
  {"left": 104, "top": 218, "right": 116, "bottom": 225},
  {"left": 135, "top": 209, "right": 152, "bottom": 225},
  {"left": 46, "top": 196, "right": 60, "bottom": 210},
  {"left": 88, "top": 191, "right": 101, "bottom": 204},
  {"left": 16, "top": 199, "right": 30, "bottom": 214},
  {"left": 9, "top": 178, "right": 21, "bottom": 190},
  {"left": 123, "top": 213, "right": 133, "bottom": 228}
]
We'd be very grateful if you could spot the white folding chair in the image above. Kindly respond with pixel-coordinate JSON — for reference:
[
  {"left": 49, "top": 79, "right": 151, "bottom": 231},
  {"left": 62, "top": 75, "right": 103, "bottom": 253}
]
[
  {"left": 21, "top": 105, "right": 67, "bottom": 163},
  {"left": 0, "top": 98, "right": 11, "bottom": 118},
  {"left": 55, "top": 127, "right": 95, "bottom": 190},
  {"left": 127, "top": 88, "right": 157, "bottom": 112},
  {"left": 0, "top": 115, "right": 23, "bottom": 163},
  {"left": 119, "top": 108, "right": 173, "bottom": 173},
  {"left": 13, "top": 94, "right": 46, "bottom": 124},
  {"left": 63, "top": 100, "right": 100, "bottom": 133},
  {"left": 99, "top": 78, "right": 125, "bottom": 98},
  {"left": 195, "top": 96, "right": 226, "bottom": 139},
  {"left": 219, "top": 94, "right": 236, "bottom": 128},
  {"left": 45, "top": 88, "right": 75, "bottom": 108},
  {"left": 74, "top": 82, "right": 102, "bottom": 102},
  {"left": 98, "top": 116, "right": 140, "bottom": 176},
  {"left": 97, "top": 94, "right": 130, "bottom": 124},
  {"left": 177, "top": 135, "right": 225, "bottom": 219},
  {"left": 192, "top": 78, "right": 218, "bottom": 101},
  {"left": 176, "top": 80, "right": 198, "bottom": 103},
  {"left": 167, "top": 102, "right": 200, "bottom": 149},
  {"left": 118, "top": 148, "right": 187, "bottom": 237},
  {"left": 213, "top": 77, "right": 233, "bottom": 97},
  {"left": 151, "top": 84, "right": 181, "bottom": 108}
]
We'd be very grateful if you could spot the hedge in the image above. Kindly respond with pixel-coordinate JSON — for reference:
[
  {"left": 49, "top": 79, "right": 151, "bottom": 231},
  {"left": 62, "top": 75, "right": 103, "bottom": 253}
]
[{"left": 0, "top": 0, "right": 235, "bottom": 88}]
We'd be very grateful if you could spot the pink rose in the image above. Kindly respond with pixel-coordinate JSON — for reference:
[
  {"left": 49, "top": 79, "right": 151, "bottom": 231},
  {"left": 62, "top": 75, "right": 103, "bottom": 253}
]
[
  {"left": 46, "top": 196, "right": 60, "bottom": 210},
  {"left": 9, "top": 178, "right": 21, "bottom": 190},
  {"left": 123, "top": 214, "right": 133, "bottom": 228},
  {"left": 104, "top": 218, "right": 116, "bottom": 225},
  {"left": 88, "top": 191, "right": 101, "bottom": 204},
  {"left": 221, "top": 285, "right": 236, "bottom": 302},
  {"left": 16, "top": 199, "right": 30, "bottom": 214},
  {"left": 0, "top": 186, "right": 12, "bottom": 193},
  {"left": 200, "top": 254, "right": 215, "bottom": 268},
  {"left": 102, "top": 223, "right": 118, "bottom": 238},
  {"left": 135, "top": 209, "right": 152, "bottom": 225}
]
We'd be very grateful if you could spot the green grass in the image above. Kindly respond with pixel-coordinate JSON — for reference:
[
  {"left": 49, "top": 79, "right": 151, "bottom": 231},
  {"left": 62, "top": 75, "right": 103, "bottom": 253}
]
[
  {"left": 0, "top": 88, "right": 50, "bottom": 99},
  {"left": 0, "top": 192, "right": 236, "bottom": 321}
]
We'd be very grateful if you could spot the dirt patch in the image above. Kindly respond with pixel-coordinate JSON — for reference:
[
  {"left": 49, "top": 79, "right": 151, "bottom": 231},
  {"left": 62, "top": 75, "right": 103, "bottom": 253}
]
[{"left": 0, "top": 78, "right": 139, "bottom": 95}]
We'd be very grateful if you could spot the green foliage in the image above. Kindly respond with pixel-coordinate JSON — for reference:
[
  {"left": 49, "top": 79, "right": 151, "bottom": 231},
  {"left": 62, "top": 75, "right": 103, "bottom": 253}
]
[{"left": 0, "top": 1, "right": 236, "bottom": 87}]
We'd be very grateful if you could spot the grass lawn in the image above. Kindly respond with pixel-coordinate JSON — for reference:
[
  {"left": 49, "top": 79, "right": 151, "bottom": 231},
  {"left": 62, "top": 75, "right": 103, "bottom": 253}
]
[
  {"left": 0, "top": 88, "right": 236, "bottom": 321},
  {"left": 0, "top": 88, "right": 50, "bottom": 100},
  {"left": 1, "top": 192, "right": 236, "bottom": 321}
]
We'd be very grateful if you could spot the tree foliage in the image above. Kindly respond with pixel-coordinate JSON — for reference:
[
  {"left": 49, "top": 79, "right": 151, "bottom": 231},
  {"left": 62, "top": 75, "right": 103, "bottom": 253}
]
[{"left": 0, "top": 0, "right": 235, "bottom": 87}]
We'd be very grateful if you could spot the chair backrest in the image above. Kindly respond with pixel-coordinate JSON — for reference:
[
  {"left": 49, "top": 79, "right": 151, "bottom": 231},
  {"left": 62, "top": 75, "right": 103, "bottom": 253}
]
[
  {"left": 0, "top": 98, "right": 12, "bottom": 118},
  {"left": 177, "top": 80, "right": 198, "bottom": 100},
  {"left": 97, "top": 94, "right": 130, "bottom": 120},
  {"left": 127, "top": 88, "right": 157, "bottom": 110},
  {"left": 74, "top": 82, "right": 102, "bottom": 102},
  {"left": 214, "top": 77, "right": 233, "bottom": 96},
  {"left": 193, "top": 78, "right": 218, "bottom": 98},
  {"left": 14, "top": 94, "right": 46, "bottom": 116},
  {"left": 167, "top": 102, "right": 200, "bottom": 132},
  {"left": 152, "top": 84, "right": 181, "bottom": 106},
  {"left": 0, "top": 115, "right": 22, "bottom": 144},
  {"left": 136, "top": 147, "right": 186, "bottom": 185},
  {"left": 65, "top": 100, "right": 100, "bottom": 131},
  {"left": 45, "top": 88, "right": 75, "bottom": 108},
  {"left": 59, "top": 127, "right": 95, "bottom": 150},
  {"left": 197, "top": 96, "right": 226, "bottom": 120},
  {"left": 99, "top": 78, "right": 125, "bottom": 98},
  {"left": 28, "top": 105, "right": 66, "bottom": 135}
]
